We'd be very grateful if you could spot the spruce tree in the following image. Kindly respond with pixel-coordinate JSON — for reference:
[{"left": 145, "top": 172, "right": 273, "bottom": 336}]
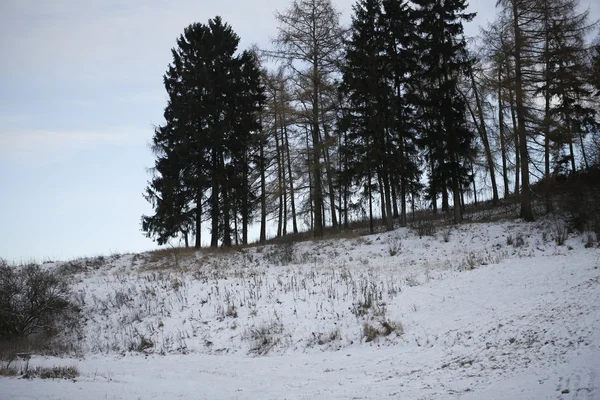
[
  {"left": 142, "top": 124, "right": 195, "bottom": 246},
  {"left": 543, "top": 1, "right": 597, "bottom": 172},
  {"left": 382, "top": 0, "right": 421, "bottom": 227},
  {"left": 142, "top": 17, "right": 264, "bottom": 248},
  {"left": 592, "top": 40, "right": 600, "bottom": 97},
  {"left": 412, "top": 0, "right": 476, "bottom": 223},
  {"left": 340, "top": 0, "right": 394, "bottom": 231}
]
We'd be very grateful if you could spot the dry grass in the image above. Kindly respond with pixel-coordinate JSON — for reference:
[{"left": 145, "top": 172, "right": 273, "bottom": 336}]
[
  {"left": 0, "top": 365, "right": 19, "bottom": 377},
  {"left": 363, "top": 320, "right": 404, "bottom": 342},
  {"left": 141, "top": 227, "right": 367, "bottom": 270},
  {"left": 26, "top": 365, "right": 80, "bottom": 379},
  {"left": 248, "top": 321, "right": 285, "bottom": 355},
  {"left": 143, "top": 247, "right": 196, "bottom": 265},
  {"left": 0, "top": 337, "right": 76, "bottom": 362},
  {"left": 0, "top": 358, "right": 79, "bottom": 379},
  {"left": 143, "top": 242, "right": 257, "bottom": 270},
  {"left": 139, "top": 194, "right": 528, "bottom": 268}
]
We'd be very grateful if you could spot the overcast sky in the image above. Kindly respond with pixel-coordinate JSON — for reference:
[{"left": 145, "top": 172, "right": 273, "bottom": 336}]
[{"left": 1, "top": 0, "right": 598, "bottom": 263}]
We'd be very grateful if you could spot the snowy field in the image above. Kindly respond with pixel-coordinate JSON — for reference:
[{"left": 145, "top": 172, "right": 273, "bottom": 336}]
[{"left": 2, "top": 218, "right": 599, "bottom": 399}]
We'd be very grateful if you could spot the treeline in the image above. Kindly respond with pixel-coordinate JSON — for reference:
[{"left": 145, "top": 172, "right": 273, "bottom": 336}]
[{"left": 142, "top": 0, "right": 600, "bottom": 248}]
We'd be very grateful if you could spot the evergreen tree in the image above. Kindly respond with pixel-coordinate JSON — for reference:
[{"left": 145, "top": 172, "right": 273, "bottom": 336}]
[
  {"left": 340, "top": 0, "right": 394, "bottom": 231},
  {"left": 412, "top": 0, "right": 476, "bottom": 223},
  {"left": 142, "top": 124, "right": 195, "bottom": 246},
  {"left": 592, "top": 39, "right": 600, "bottom": 97},
  {"left": 543, "top": 1, "right": 597, "bottom": 172},
  {"left": 142, "top": 17, "right": 264, "bottom": 248},
  {"left": 382, "top": 0, "right": 422, "bottom": 227},
  {"left": 226, "top": 50, "right": 265, "bottom": 244}
]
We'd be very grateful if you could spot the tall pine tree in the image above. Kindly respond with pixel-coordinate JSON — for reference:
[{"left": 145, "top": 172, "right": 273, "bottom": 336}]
[
  {"left": 412, "top": 0, "right": 476, "bottom": 223},
  {"left": 340, "top": 0, "right": 395, "bottom": 231},
  {"left": 142, "top": 17, "right": 264, "bottom": 248}
]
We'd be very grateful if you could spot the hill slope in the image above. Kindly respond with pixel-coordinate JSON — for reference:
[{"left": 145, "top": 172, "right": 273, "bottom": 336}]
[{"left": 2, "top": 218, "right": 599, "bottom": 399}]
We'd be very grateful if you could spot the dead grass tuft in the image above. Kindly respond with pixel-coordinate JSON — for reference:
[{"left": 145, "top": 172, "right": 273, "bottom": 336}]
[
  {"left": 363, "top": 320, "right": 403, "bottom": 342},
  {"left": 25, "top": 365, "right": 80, "bottom": 380}
]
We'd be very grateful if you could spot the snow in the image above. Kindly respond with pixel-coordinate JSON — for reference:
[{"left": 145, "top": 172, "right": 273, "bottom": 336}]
[{"left": 1, "top": 218, "right": 599, "bottom": 399}]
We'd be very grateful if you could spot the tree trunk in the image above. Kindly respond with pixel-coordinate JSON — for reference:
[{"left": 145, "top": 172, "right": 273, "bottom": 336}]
[
  {"left": 377, "top": 170, "right": 387, "bottom": 225},
  {"left": 543, "top": 11, "right": 553, "bottom": 214},
  {"left": 210, "top": 148, "right": 220, "bottom": 247},
  {"left": 468, "top": 65, "right": 499, "bottom": 205},
  {"left": 283, "top": 118, "right": 298, "bottom": 234},
  {"left": 429, "top": 147, "right": 437, "bottom": 213},
  {"left": 342, "top": 128, "right": 349, "bottom": 228},
  {"left": 498, "top": 68, "right": 510, "bottom": 198},
  {"left": 399, "top": 136, "right": 407, "bottom": 227},
  {"left": 411, "top": 191, "right": 416, "bottom": 221},
  {"left": 400, "top": 177, "right": 407, "bottom": 227},
  {"left": 312, "top": 39, "right": 324, "bottom": 237},
  {"left": 579, "top": 129, "right": 589, "bottom": 170},
  {"left": 306, "top": 126, "right": 314, "bottom": 232},
  {"left": 242, "top": 151, "right": 249, "bottom": 245},
  {"left": 274, "top": 102, "right": 284, "bottom": 238},
  {"left": 222, "top": 164, "right": 231, "bottom": 247},
  {"left": 382, "top": 170, "right": 394, "bottom": 231},
  {"left": 512, "top": 0, "right": 534, "bottom": 221},
  {"left": 367, "top": 135, "right": 374, "bottom": 233},
  {"left": 195, "top": 188, "right": 202, "bottom": 249},
  {"left": 368, "top": 173, "right": 374, "bottom": 234},
  {"left": 507, "top": 67, "right": 520, "bottom": 196},
  {"left": 471, "top": 162, "right": 478, "bottom": 207},
  {"left": 259, "top": 116, "right": 267, "bottom": 243},
  {"left": 442, "top": 182, "right": 449, "bottom": 213},
  {"left": 233, "top": 201, "right": 239, "bottom": 246},
  {"left": 452, "top": 160, "right": 462, "bottom": 223},
  {"left": 567, "top": 120, "right": 576, "bottom": 173},
  {"left": 279, "top": 123, "right": 288, "bottom": 236},
  {"left": 391, "top": 183, "right": 399, "bottom": 219},
  {"left": 320, "top": 118, "right": 338, "bottom": 228}
]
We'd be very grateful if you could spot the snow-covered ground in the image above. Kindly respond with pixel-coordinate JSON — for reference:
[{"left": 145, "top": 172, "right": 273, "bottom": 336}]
[{"left": 2, "top": 218, "right": 599, "bottom": 399}]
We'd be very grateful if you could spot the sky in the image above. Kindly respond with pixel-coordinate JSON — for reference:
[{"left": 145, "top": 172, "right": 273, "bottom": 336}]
[{"left": 1, "top": 0, "right": 598, "bottom": 263}]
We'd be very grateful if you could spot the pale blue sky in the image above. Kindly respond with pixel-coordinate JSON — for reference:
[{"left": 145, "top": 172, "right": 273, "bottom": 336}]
[{"left": 1, "top": 0, "right": 598, "bottom": 263}]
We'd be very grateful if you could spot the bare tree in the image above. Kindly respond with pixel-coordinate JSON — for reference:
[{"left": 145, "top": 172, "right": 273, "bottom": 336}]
[
  {"left": 496, "top": 0, "right": 537, "bottom": 221},
  {"left": 270, "top": 0, "right": 344, "bottom": 237}
]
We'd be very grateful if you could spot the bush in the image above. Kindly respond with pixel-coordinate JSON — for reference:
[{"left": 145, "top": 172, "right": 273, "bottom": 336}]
[
  {"left": 461, "top": 252, "right": 479, "bottom": 271},
  {"left": 362, "top": 320, "right": 404, "bottom": 342},
  {"left": 387, "top": 236, "right": 402, "bottom": 256},
  {"left": 506, "top": 235, "right": 514, "bottom": 246},
  {"left": 411, "top": 220, "right": 436, "bottom": 237},
  {"left": 248, "top": 321, "right": 285, "bottom": 355},
  {"left": 584, "top": 232, "right": 597, "bottom": 248},
  {"left": 553, "top": 221, "right": 568, "bottom": 246},
  {"left": 362, "top": 323, "right": 380, "bottom": 342},
  {"left": 309, "top": 329, "right": 341, "bottom": 346},
  {"left": 507, "top": 233, "right": 525, "bottom": 248},
  {"left": 128, "top": 335, "right": 154, "bottom": 353},
  {"left": 442, "top": 228, "right": 451, "bottom": 243},
  {"left": 0, "top": 261, "right": 81, "bottom": 346}
]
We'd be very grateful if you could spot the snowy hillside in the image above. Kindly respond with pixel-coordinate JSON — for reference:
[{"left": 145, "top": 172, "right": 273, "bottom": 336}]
[{"left": 2, "top": 218, "right": 599, "bottom": 399}]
